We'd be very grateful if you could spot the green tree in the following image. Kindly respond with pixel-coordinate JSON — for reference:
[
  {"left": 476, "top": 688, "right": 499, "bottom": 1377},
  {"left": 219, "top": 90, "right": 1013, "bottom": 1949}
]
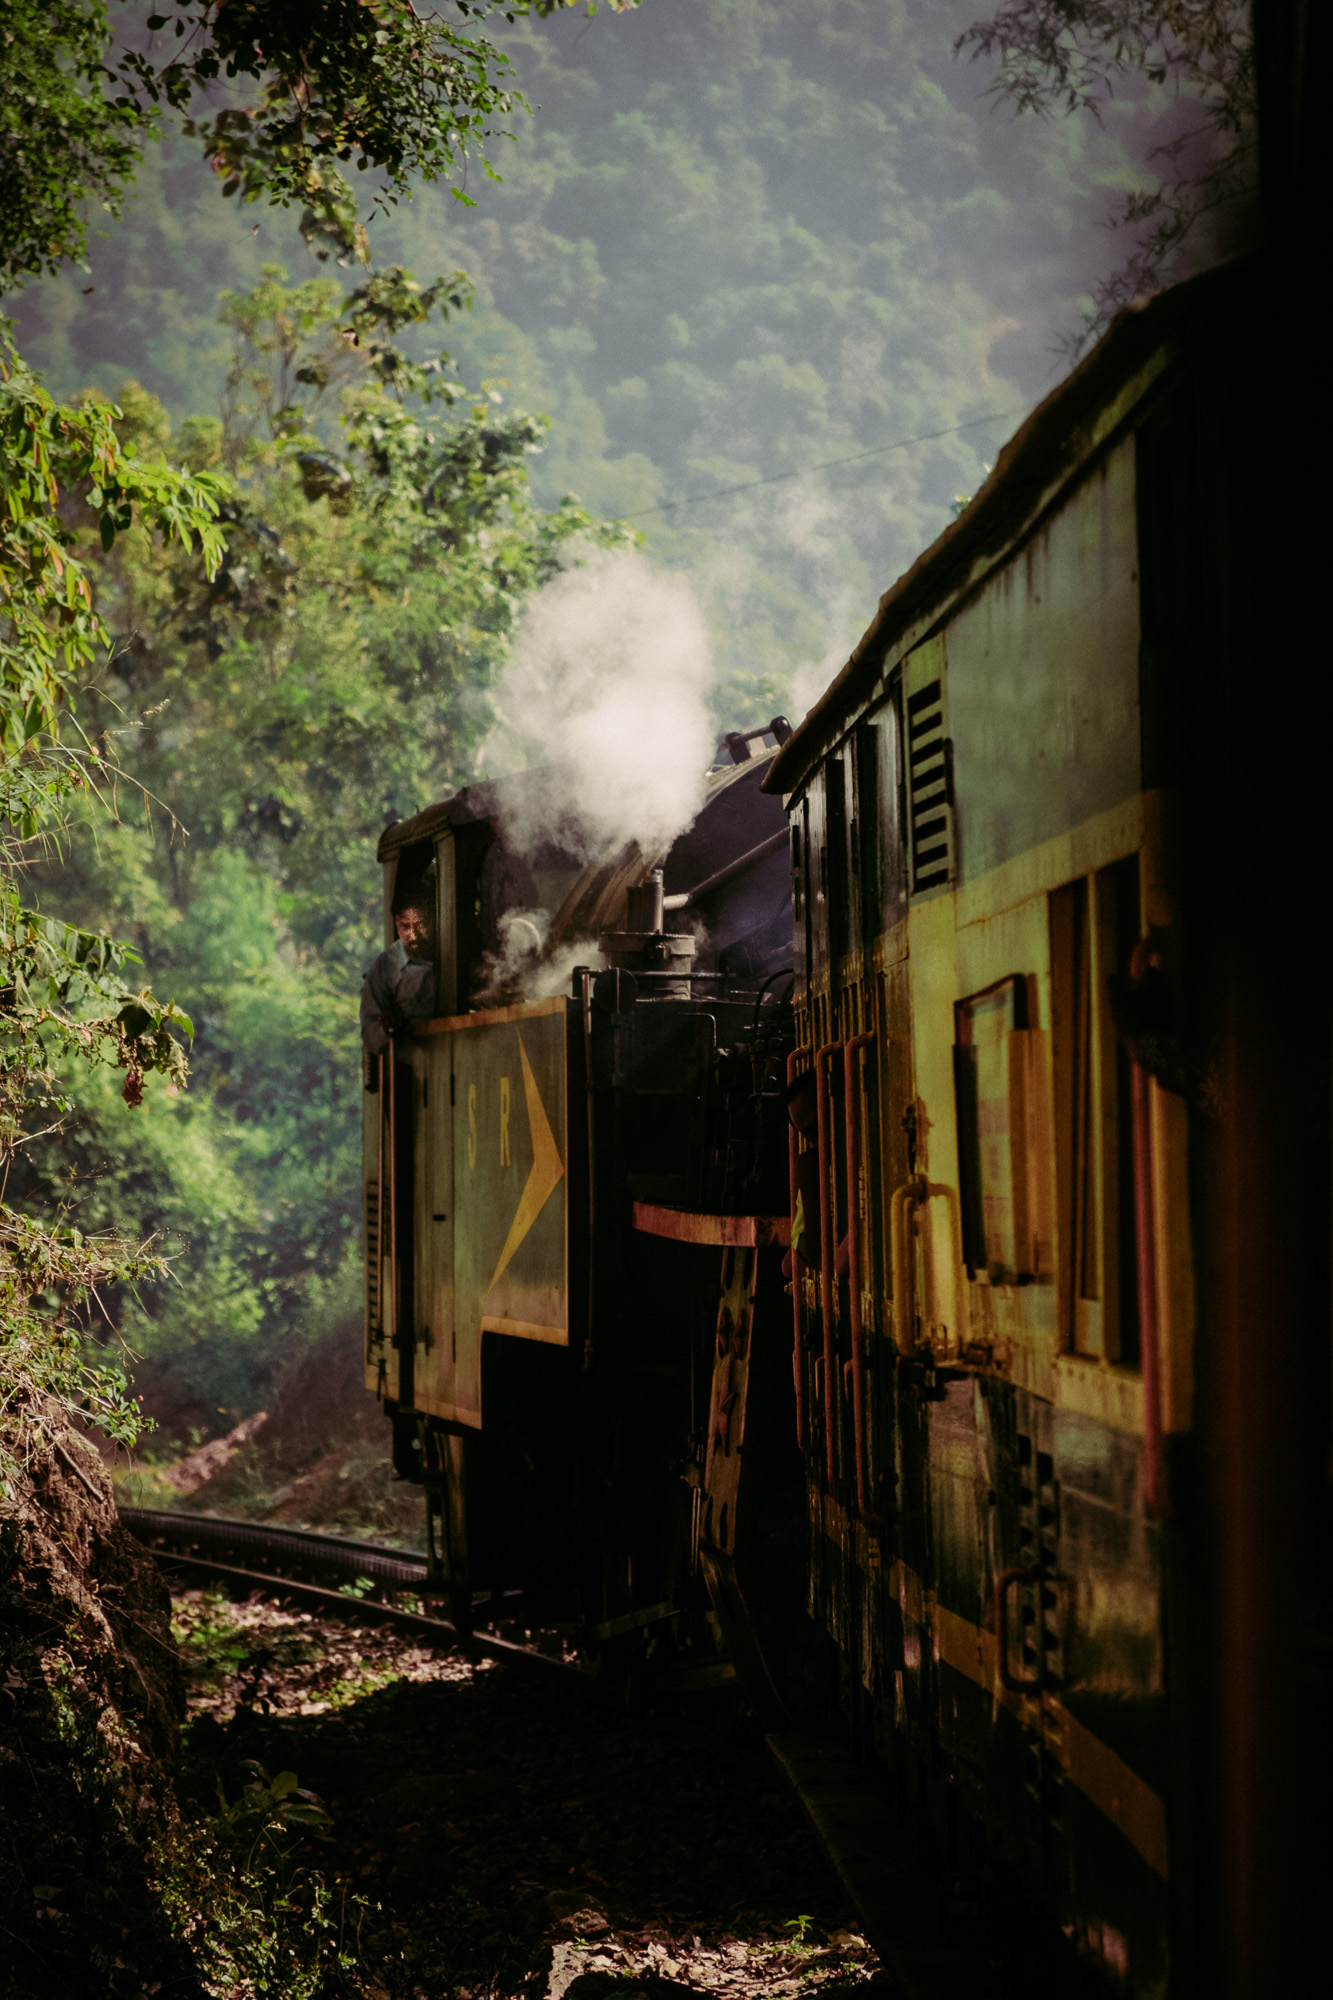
[
  {"left": 16, "top": 270, "right": 625, "bottom": 1433},
  {"left": 0, "top": 321, "right": 226, "bottom": 1484},
  {"left": 0, "top": 0, "right": 635, "bottom": 287}
]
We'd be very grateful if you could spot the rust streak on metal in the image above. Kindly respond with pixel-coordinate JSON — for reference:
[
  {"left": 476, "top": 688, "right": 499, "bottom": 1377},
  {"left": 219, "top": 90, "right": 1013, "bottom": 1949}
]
[
  {"left": 630, "top": 1201, "right": 790, "bottom": 1249},
  {"left": 418, "top": 994, "right": 567, "bottom": 1036}
]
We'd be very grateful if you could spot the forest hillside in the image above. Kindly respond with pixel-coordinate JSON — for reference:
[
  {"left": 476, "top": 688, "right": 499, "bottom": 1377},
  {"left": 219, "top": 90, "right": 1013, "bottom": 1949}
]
[{"left": 12, "top": 0, "right": 1221, "bottom": 713}]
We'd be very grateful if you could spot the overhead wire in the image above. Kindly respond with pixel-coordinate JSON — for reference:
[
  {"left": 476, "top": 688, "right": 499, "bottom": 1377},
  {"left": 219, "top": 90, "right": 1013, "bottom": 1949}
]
[{"left": 619, "top": 408, "right": 1028, "bottom": 520}]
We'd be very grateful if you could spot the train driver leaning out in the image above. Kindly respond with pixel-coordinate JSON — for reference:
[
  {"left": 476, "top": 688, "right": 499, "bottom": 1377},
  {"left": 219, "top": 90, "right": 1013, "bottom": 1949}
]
[{"left": 360, "top": 894, "right": 437, "bottom": 1054}]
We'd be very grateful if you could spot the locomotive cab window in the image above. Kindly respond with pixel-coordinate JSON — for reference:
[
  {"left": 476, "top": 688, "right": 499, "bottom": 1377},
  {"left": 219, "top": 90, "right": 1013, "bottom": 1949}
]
[{"left": 362, "top": 840, "right": 439, "bottom": 1055}]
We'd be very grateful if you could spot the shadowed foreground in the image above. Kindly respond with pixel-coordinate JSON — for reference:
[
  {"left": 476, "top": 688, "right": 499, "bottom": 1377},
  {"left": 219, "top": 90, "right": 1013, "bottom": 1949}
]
[{"left": 174, "top": 1589, "right": 881, "bottom": 1998}]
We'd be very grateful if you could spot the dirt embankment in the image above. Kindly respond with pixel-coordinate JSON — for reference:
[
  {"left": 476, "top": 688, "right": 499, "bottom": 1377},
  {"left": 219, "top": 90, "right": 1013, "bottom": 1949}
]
[{"left": 0, "top": 1392, "right": 196, "bottom": 1997}]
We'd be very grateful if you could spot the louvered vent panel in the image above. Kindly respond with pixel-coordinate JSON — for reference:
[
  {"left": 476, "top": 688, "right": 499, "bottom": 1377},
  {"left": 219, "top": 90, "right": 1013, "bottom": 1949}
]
[{"left": 906, "top": 678, "right": 954, "bottom": 895}]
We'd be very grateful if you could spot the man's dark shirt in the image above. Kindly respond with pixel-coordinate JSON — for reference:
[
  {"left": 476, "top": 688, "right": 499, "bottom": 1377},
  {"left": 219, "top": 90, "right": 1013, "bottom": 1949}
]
[{"left": 360, "top": 940, "right": 436, "bottom": 1054}]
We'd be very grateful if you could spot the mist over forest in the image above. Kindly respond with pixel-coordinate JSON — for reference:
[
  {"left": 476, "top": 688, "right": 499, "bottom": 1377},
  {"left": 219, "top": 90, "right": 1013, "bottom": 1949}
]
[{"left": 6, "top": 0, "right": 1237, "bottom": 1466}]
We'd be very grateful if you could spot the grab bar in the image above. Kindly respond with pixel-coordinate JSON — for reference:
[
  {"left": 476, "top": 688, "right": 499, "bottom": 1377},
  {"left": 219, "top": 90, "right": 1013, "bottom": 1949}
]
[{"left": 888, "top": 1177, "right": 919, "bottom": 1354}]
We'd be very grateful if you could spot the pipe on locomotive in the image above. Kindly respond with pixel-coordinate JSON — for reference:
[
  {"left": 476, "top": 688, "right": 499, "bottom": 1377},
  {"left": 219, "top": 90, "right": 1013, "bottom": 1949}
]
[
  {"left": 843, "top": 1031, "right": 878, "bottom": 1519},
  {"left": 814, "top": 1041, "right": 843, "bottom": 1486},
  {"left": 786, "top": 1050, "right": 808, "bottom": 1454}
]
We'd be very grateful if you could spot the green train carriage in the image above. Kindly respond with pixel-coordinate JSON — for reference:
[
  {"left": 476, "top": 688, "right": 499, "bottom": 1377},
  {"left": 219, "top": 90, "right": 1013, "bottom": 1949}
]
[{"left": 764, "top": 253, "right": 1326, "bottom": 1994}]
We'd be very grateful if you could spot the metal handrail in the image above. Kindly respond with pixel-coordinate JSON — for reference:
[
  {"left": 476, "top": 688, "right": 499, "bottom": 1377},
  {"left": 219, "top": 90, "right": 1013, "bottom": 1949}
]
[{"left": 372, "top": 1046, "right": 387, "bottom": 1351}]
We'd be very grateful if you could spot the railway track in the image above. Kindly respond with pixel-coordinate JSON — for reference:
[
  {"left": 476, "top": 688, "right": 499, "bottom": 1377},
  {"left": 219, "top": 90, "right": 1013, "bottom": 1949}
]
[{"left": 117, "top": 1507, "right": 586, "bottom": 1675}]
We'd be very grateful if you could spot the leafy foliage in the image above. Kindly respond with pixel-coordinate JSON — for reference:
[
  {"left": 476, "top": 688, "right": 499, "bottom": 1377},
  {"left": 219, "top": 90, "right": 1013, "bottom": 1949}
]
[
  {"left": 957, "top": 1, "right": 1255, "bottom": 332},
  {"left": 0, "top": 0, "right": 638, "bottom": 287},
  {"left": 117, "top": 0, "right": 531, "bottom": 265},
  {"left": 0, "top": 2, "right": 144, "bottom": 290},
  {"left": 0, "top": 317, "right": 225, "bottom": 768},
  {"left": 0, "top": 1206, "right": 163, "bottom": 1497},
  {"left": 1, "top": 316, "right": 231, "bottom": 1468}
]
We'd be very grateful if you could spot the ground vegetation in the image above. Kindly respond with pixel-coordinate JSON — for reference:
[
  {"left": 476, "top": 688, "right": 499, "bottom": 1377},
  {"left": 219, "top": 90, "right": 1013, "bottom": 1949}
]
[{"left": 171, "top": 1581, "right": 885, "bottom": 1999}]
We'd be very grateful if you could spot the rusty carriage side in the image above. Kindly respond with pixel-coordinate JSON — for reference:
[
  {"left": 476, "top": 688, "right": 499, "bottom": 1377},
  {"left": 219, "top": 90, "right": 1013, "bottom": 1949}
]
[
  {"left": 362, "top": 730, "right": 811, "bottom": 1683},
  {"left": 763, "top": 256, "right": 1325, "bottom": 1995}
]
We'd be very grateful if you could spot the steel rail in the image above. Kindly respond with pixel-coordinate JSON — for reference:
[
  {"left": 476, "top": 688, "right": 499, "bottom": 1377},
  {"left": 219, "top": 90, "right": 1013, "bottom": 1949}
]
[{"left": 118, "top": 1507, "right": 586, "bottom": 1677}]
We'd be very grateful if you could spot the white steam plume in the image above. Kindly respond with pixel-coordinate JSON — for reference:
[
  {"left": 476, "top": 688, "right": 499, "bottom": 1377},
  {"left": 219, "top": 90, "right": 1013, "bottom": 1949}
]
[
  {"left": 481, "top": 546, "right": 716, "bottom": 864},
  {"left": 474, "top": 907, "right": 603, "bottom": 1007}
]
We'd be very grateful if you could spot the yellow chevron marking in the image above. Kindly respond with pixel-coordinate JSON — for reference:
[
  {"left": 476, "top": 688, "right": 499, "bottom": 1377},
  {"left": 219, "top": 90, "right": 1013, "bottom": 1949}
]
[{"left": 487, "top": 1032, "right": 564, "bottom": 1292}]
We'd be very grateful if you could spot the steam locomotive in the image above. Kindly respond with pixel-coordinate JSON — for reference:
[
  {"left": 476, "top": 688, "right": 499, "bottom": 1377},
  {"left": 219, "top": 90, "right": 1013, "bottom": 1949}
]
[
  {"left": 365, "top": 255, "right": 1328, "bottom": 1996},
  {"left": 364, "top": 723, "right": 807, "bottom": 1699}
]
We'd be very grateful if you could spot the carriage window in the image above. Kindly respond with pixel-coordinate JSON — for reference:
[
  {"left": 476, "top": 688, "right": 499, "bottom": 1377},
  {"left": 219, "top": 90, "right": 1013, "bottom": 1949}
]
[
  {"left": 790, "top": 809, "right": 809, "bottom": 987},
  {"left": 954, "top": 975, "right": 1053, "bottom": 1286},
  {"left": 805, "top": 773, "right": 827, "bottom": 981},
  {"left": 824, "top": 752, "right": 849, "bottom": 970},
  {"left": 1048, "top": 859, "right": 1141, "bottom": 1363},
  {"left": 841, "top": 738, "right": 863, "bottom": 963},
  {"left": 857, "top": 691, "right": 907, "bottom": 946}
]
